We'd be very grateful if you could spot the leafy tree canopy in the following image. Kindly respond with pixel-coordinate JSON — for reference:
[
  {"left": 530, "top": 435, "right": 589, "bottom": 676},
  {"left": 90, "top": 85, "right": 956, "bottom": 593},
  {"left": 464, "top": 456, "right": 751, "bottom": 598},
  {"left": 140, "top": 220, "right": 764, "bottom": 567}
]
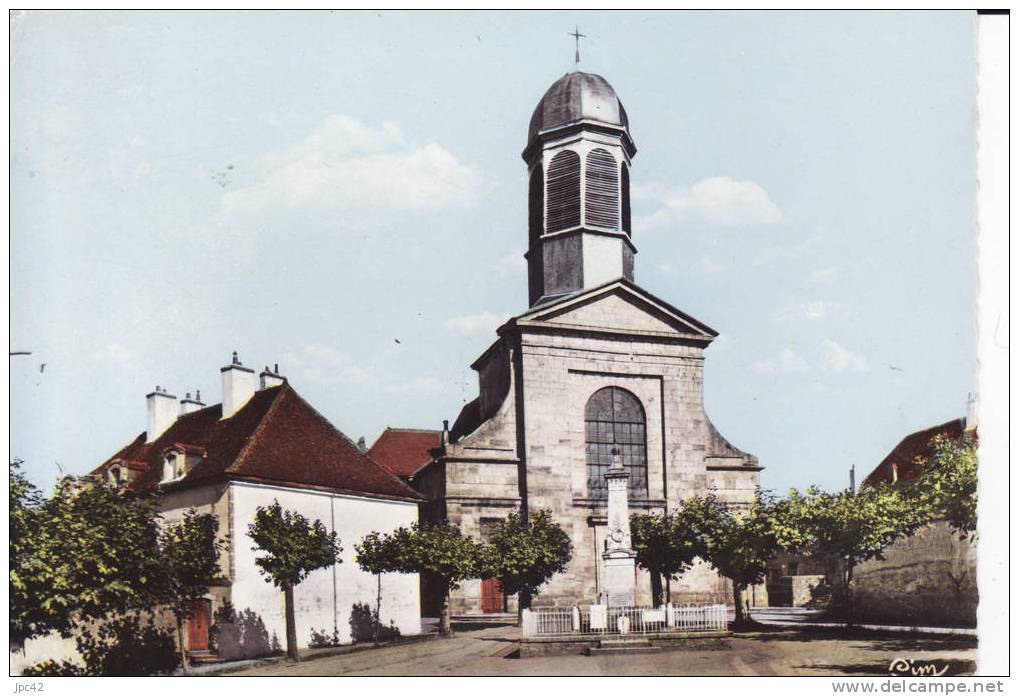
[
  {"left": 904, "top": 433, "right": 977, "bottom": 536},
  {"left": 481, "top": 509, "right": 572, "bottom": 599},
  {"left": 247, "top": 500, "right": 342, "bottom": 588},
  {"left": 10, "top": 464, "right": 165, "bottom": 644}
]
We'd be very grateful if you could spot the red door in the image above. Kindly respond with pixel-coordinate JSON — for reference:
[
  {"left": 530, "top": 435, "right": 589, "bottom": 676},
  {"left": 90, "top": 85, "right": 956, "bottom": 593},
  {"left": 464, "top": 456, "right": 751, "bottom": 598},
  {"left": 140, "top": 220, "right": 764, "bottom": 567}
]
[
  {"left": 187, "top": 599, "right": 211, "bottom": 651},
  {"left": 480, "top": 579, "right": 503, "bottom": 614}
]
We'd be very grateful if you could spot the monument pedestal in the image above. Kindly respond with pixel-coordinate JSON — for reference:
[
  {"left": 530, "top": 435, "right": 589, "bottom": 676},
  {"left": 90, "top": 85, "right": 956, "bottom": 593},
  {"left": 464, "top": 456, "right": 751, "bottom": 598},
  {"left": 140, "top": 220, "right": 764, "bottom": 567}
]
[
  {"left": 602, "top": 550, "right": 637, "bottom": 607},
  {"left": 601, "top": 449, "right": 637, "bottom": 608}
]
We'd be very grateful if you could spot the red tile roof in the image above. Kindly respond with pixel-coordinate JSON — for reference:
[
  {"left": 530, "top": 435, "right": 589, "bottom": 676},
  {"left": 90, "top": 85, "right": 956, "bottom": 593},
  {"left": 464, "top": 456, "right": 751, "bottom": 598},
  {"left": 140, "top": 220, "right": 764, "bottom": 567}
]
[
  {"left": 367, "top": 428, "right": 440, "bottom": 478},
  {"left": 95, "top": 384, "right": 422, "bottom": 501},
  {"left": 863, "top": 417, "right": 967, "bottom": 488}
]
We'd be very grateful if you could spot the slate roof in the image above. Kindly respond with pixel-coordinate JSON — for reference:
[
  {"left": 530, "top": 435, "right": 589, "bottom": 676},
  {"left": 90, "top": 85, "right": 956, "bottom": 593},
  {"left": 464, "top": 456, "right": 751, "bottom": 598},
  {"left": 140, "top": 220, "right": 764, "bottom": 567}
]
[
  {"left": 95, "top": 384, "right": 422, "bottom": 501},
  {"left": 862, "top": 417, "right": 967, "bottom": 488},
  {"left": 367, "top": 428, "right": 441, "bottom": 479}
]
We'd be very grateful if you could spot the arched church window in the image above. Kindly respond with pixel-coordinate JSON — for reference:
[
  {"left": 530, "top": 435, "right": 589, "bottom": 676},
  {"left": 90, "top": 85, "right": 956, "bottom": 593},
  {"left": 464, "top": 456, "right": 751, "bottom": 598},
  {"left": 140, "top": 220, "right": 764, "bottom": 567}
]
[
  {"left": 546, "top": 150, "right": 581, "bottom": 232},
  {"left": 528, "top": 166, "right": 544, "bottom": 246},
  {"left": 585, "top": 387, "right": 648, "bottom": 499},
  {"left": 621, "top": 163, "right": 631, "bottom": 235},
  {"left": 585, "top": 149, "right": 620, "bottom": 230}
]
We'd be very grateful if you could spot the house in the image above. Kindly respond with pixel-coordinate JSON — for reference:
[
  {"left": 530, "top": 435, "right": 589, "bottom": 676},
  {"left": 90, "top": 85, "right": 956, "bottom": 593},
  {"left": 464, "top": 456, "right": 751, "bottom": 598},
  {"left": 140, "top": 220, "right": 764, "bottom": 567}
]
[
  {"left": 92, "top": 354, "right": 424, "bottom": 656},
  {"left": 367, "top": 428, "right": 441, "bottom": 483}
]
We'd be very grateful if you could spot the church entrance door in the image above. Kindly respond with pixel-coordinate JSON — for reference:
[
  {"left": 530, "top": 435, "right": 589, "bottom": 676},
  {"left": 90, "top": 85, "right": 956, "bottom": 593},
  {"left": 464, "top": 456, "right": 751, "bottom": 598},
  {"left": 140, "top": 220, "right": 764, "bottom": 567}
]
[
  {"left": 186, "top": 599, "right": 211, "bottom": 651},
  {"left": 480, "top": 579, "right": 503, "bottom": 613}
]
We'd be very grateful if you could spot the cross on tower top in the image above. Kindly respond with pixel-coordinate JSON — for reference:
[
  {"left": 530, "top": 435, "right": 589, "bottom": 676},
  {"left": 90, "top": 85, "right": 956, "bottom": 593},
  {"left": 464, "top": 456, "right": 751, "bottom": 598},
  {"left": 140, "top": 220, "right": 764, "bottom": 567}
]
[{"left": 569, "top": 25, "right": 586, "bottom": 65}]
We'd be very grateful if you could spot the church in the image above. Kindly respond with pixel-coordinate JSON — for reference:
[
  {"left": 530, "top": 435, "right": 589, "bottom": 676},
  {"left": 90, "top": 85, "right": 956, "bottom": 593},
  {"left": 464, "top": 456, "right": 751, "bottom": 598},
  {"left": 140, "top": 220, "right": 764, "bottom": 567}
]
[{"left": 410, "top": 70, "right": 762, "bottom": 615}]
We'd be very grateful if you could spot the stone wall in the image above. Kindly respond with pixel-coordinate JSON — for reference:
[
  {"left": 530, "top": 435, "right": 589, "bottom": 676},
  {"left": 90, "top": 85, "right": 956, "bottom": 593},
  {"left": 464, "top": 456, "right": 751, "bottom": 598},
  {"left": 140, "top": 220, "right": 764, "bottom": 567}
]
[{"left": 851, "top": 520, "right": 977, "bottom": 626}]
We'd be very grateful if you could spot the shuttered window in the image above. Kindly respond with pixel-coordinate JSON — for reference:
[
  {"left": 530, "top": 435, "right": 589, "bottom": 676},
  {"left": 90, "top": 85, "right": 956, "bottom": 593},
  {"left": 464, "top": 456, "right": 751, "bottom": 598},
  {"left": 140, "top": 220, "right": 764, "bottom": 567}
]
[
  {"left": 621, "top": 163, "right": 631, "bottom": 235},
  {"left": 585, "top": 148, "right": 619, "bottom": 230},
  {"left": 546, "top": 150, "right": 581, "bottom": 232},
  {"left": 528, "top": 166, "right": 544, "bottom": 246}
]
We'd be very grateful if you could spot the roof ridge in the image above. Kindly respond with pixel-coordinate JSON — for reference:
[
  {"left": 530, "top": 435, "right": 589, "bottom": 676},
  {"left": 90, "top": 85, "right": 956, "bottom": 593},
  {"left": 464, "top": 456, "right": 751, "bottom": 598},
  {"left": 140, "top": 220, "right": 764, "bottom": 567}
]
[{"left": 226, "top": 385, "right": 289, "bottom": 474}]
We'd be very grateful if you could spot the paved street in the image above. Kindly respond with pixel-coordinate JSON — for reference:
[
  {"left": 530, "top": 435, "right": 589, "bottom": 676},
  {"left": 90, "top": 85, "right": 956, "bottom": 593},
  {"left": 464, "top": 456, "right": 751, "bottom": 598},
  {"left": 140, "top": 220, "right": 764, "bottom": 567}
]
[{"left": 223, "top": 623, "right": 977, "bottom": 677}]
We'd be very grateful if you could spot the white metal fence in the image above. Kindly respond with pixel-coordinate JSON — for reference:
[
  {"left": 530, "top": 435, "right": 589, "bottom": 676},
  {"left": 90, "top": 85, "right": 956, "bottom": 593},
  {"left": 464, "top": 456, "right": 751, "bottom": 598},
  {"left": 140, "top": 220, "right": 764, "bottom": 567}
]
[{"left": 520, "top": 603, "right": 727, "bottom": 638}]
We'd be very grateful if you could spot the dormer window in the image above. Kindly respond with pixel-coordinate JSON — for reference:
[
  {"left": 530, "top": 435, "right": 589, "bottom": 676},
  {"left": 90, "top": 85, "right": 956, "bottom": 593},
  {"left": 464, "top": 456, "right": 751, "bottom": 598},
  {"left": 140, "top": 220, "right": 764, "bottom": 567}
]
[
  {"left": 161, "top": 452, "right": 185, "bottom": 483},
  {"left": 160, "top": 444, "right": 206, "bottom": 484},
  {"left": 107, "top": 466, "right": 123, "bottom": 486}
]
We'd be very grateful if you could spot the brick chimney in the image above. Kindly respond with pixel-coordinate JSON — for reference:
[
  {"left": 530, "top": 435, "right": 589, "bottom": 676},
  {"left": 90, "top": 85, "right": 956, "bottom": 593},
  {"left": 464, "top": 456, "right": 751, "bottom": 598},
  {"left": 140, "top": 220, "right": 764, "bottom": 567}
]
[
  {"left": 259, "top": 363, "right": 286, "bottom": 390},
  {"left": 146, "top": 386, "right": 178, "bottom": 443},
  {"left": 180, "top": 390, "right": 206, "bottom": 416},
  {"left": 221, "top": 351, "right": 256, "bottom": 419}
]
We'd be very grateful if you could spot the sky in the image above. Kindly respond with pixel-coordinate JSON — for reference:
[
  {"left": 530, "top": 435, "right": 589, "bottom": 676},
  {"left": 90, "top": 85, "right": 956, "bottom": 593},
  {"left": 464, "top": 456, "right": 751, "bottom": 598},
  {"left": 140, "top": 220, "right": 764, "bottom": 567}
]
[{"left": 10, "top": 10, "right": 977, "bottom": 495}]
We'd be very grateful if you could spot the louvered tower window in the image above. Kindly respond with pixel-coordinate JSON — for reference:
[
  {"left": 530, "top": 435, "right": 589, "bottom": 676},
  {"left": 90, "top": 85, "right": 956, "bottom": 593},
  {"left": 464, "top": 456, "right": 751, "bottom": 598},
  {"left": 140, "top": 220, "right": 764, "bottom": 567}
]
[
  {"left": 621, "top": 163, "right": 631, "bottom": 235},
  {"left": 585, "top": 148, "right": 620, "bottom": 230},
  {"left": 528, "top": 166, "right": 544, "bottom": 247},
  {"left": 546, "top": 150, "right": 581, "bottom": 232},
  {"left": 585, "top": 386, "right": 648, "bottom": 500}
]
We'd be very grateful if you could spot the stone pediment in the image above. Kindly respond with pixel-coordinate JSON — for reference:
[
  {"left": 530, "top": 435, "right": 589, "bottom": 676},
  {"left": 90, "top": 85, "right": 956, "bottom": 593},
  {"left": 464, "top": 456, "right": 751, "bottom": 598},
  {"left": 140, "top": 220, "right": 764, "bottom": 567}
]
[{"left": 515, "top": 280, "right": 717, "bottom": 341}]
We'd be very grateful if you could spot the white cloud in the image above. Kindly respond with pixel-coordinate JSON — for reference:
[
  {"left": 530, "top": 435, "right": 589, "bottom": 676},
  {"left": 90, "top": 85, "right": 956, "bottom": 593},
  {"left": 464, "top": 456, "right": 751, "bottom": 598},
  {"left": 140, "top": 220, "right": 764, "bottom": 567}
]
[
  {"left": 808, "top": 267, "right": 840, "bottom": 284},
  {"left": 822, "top": 339, "right": 870, "bottom": 373},
  {"left": 444, "top": 312, "right": 507, "bottom": 335},
  {"left": 635, "top": 176, "right": 783, "bottom": 231},
  {"left": 221, "top": 115, "right": 479, "bottom": 218},
  {"left": 752, "top": 347, "right": 810, "bottom": 375}
]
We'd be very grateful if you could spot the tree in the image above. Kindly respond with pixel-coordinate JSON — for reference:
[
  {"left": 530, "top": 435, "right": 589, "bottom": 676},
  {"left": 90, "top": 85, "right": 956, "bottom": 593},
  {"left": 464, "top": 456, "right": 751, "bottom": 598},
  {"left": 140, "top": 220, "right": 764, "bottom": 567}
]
[
  {"left": 785, "top": 484, "right": 928, "bottom": 622},
  {"left": 157, "top": 510, "right": 225, "bottom": 671},
  {"left": 10, "top": 465, "right": 166, "bottom": 646},
  {"left": 631, "top": 511, "right": 702, "bottom": 607},
  {"left": 905, "top": 433, "right": 977, "bottom": 536},
  {"left": 10, "top": 460, "right": 46, "bottom": 646},
  {"left": 376, "top": 521, "right": 484, "bottom": 636},
  {"left": 481, "top": 509, "right": 572, "bottom": 617},
  {"left": 354, "top": 530, "right": 403, "bottom": 644},
  {"left": 678, "top": 494, "right": 801, "bottom": 626},
  {"left": 247, "top": 500, "right": 341, "bottom": 661}
]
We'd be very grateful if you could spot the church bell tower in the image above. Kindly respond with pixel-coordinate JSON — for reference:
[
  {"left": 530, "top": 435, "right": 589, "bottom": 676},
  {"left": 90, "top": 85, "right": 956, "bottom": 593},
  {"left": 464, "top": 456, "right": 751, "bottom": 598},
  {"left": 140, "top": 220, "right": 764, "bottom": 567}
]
[{"left": 523, "top": 71, "right": 637, "bottom": 306}]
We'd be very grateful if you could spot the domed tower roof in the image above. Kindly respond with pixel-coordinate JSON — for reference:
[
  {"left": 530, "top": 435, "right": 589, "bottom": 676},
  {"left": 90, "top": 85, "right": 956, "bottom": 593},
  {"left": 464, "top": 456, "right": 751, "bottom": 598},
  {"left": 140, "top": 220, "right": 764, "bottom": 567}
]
[{"left": 525, "top": 71, "right": 634, "bottom": 159}]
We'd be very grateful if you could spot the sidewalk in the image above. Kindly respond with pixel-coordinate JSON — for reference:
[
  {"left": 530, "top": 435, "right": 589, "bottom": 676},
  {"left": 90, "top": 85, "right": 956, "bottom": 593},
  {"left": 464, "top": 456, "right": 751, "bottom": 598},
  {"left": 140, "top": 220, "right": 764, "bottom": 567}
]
[
  {"left": 749, "top": 607, "right": 977, "bottom": 638},
  {"left": 179, "top": 629, "right": 440, "bottom": 676}
]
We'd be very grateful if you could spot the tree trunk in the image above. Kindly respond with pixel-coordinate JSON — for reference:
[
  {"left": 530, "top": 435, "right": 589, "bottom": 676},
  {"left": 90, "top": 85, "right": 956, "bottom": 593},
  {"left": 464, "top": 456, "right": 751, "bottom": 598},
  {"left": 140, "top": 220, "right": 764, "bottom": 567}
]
[
  {"left": 284, "top": 584, "right": 299, "bottom": 661},
  {"left": 374, "top": 573, "right": 382, "bottom": 645},
  {"left": 439, "top": 578, "right": 452, "bottom": 637},
  {"left": 176, "top": 616, "right": 190, "bottom": 673},
  {"left": 732, "top": 581, "right": 746, "bottom": 626},
  {"left": 650, "top": 572, "right": 663, "bottom": 608},
  {"left": 845, "top": 556, "right": 856, "bottom": 627},
  {"left": 665, "top": 575, "right": 671, "bottom": 605}
]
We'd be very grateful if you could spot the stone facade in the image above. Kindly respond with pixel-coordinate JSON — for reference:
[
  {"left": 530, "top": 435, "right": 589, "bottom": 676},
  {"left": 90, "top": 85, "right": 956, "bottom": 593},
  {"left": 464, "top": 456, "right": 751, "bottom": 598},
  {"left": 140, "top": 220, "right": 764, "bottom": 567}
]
[
  {"left": 414, "top": 70, "right": 759, "bottom": 616},
  {"left": 417, "top": 282, "right": 760, "bottom": 614}
]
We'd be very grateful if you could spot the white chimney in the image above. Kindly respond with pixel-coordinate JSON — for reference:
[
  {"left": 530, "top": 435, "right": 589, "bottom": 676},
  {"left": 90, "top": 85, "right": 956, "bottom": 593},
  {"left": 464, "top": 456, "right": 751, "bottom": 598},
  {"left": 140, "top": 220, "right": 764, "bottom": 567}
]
[
  {"left": 259, "top": 363, "right": 286, "bottom": 390},
  {"left": 180, "top": 390, "right": 206, "bottom": 416},
  {"left": 146, "top": 386, "right": 178, "bottom": 443},
  {"left": 221, "top": 351, "right": 256, "bottom": 419}
]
